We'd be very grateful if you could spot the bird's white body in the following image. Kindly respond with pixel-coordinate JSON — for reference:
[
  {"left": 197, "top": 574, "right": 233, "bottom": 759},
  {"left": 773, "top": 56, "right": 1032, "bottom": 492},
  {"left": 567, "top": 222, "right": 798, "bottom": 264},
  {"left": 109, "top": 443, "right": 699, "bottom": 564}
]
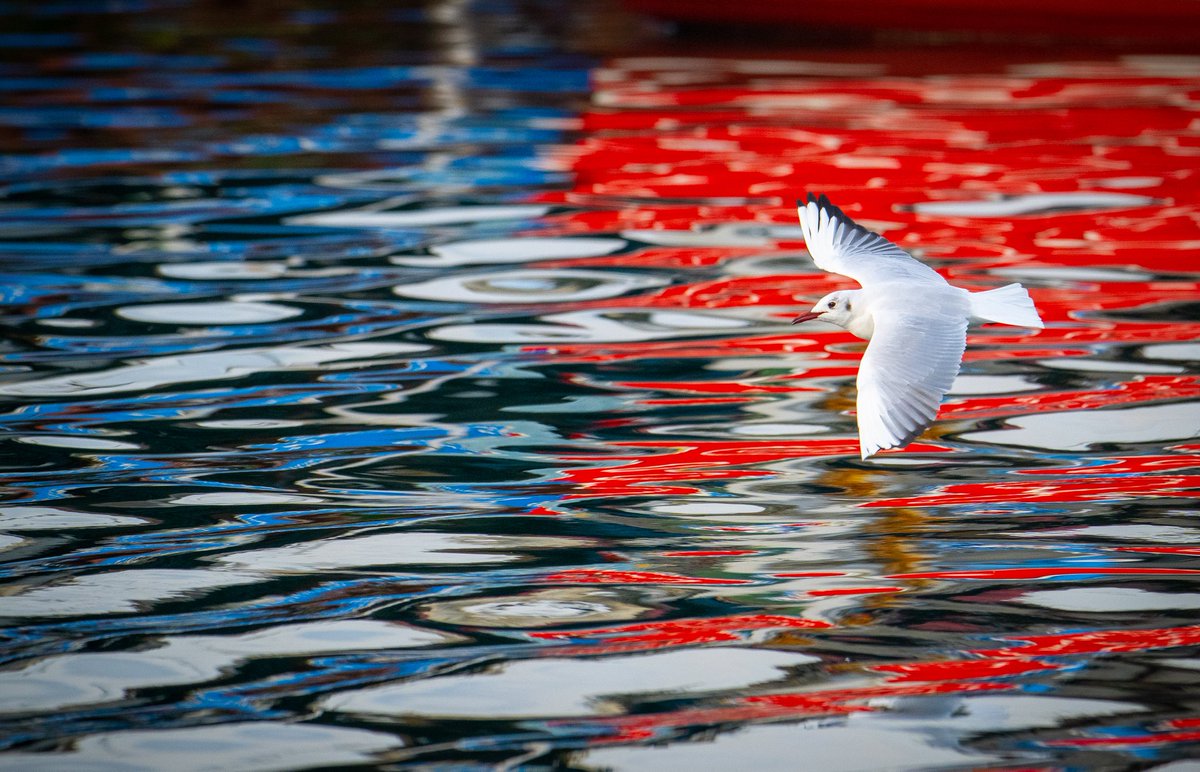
[{"left": 794, "top": 194, "right": 1044, "bottom": 459}]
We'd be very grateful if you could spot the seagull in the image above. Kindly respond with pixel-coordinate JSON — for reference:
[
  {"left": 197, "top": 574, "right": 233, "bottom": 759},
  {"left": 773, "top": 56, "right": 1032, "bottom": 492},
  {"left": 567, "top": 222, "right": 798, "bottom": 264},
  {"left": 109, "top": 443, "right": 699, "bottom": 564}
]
[{"left": 792, "top": 193, "right": 1044, "bottom": 459}]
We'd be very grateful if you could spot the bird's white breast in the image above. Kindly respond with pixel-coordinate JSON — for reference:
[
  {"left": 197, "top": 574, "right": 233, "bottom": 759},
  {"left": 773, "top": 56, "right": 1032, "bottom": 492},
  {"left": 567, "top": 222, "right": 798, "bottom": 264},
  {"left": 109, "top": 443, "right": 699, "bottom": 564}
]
[{"left": 846, "top": 310, "right": 875, "bottom": 340}]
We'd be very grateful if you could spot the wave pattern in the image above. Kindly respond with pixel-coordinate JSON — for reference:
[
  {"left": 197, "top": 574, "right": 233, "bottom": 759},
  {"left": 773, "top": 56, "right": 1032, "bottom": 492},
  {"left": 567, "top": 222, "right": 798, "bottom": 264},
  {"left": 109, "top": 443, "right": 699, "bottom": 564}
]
[{"left": 1, "top": 3, "right": 1199, "bottom": 770}]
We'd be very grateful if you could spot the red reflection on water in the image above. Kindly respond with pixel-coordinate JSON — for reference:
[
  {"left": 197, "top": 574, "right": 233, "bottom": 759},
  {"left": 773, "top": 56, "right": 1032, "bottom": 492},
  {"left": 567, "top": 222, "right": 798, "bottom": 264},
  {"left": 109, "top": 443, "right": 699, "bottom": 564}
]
[
  {"left": 1118, "top": 546, "right": 1200, "bottom": 556},
  {"left": 867, "top": 475, "right": 1200, "bottom": 507},
  {"left": 994, "top": 624, "right": 1200, "bottom": 657},
  {"left": 555, "top": 439, "right": 950, "bottom": 498},
  {"left": 873, "top": 658, "right": 1059, "bottom": 681},
  {"left": 521, "top": 53, "right": 1200, "bottom": 757},
  {"left": 538, "top": 568, "right": 750, "bottom": 585},
  {"left": 538, "top": 612, "right": 1200, "bottom": 742},
  {"left": 529, "top": 614, "right": 831, "bottom": 655},
  {"left": 888, "top": 567, "right": 1200, "bottom": 580},
  {"left": 1018, "top": 446, "right": 1200, "bottom": 476},
  {"left": 824, "top": 622, "right": 1200, "bottom": 747},
  {"left": 563, "top": 681, "right": 1015, "bottom": 744},
  {"left": 1164, "top": 717, "right": 1200, "bottom": 729},
  {"left": 942, "top": 375, "right": 1200, "bottom": 419},
  {"left": 806, "top": 586, "right": 905, "bottom": 597},
  {"left": 745, "top": 682, "right": 1016, "bottom": 709},
  {"left": 544, "top": 245, "right": 763, "bottom": 269},
  {"left": 869, "top": 623, "right": 1200, "bottom": 698}
]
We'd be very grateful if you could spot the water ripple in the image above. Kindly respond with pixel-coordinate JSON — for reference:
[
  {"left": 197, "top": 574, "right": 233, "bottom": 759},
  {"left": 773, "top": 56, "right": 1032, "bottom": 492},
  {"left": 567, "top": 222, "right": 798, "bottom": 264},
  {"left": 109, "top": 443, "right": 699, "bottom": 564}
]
[{"left": 1, "top": 3, "right": 1198, "bottom": 770}]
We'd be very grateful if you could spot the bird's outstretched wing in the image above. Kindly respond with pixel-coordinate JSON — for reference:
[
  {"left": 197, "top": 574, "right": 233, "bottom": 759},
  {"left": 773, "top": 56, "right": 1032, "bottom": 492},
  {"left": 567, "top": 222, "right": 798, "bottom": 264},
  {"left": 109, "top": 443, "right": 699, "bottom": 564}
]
[
  {"left": 855, "top": 295, "right": 968, "bottom": 458},
  {"left": 797, "top": 193, "right": 945, "bottom": 287}
]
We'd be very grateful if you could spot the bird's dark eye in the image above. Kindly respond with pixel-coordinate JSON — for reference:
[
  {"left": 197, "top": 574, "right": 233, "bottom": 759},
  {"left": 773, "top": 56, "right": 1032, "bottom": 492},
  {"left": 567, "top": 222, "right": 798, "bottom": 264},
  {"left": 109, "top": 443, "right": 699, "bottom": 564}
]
[{"left": 827, "top": 300, "right": 836, "bottom": 309}]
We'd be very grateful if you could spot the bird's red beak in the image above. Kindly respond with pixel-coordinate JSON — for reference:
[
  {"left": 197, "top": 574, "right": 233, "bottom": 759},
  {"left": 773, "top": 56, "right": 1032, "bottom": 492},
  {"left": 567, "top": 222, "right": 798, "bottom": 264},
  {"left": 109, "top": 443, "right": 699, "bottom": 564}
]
[{"left": 791, "top": 311, "right": 822, "bottom": 325}]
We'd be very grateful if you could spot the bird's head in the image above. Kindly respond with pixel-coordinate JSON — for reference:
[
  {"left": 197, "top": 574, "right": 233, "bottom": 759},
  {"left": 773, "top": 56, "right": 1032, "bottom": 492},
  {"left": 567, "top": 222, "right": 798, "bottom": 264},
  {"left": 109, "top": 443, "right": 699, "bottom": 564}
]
[{"left": 792, "top": 290, "right": 859, "bottom": 329}]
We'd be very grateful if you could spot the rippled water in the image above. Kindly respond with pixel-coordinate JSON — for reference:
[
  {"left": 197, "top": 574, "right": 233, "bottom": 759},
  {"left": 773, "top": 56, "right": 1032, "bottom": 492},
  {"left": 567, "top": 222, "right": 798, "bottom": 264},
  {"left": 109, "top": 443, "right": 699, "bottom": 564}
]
[{"left": 2, "top": 3, "right": 1200, "bottom": 770}]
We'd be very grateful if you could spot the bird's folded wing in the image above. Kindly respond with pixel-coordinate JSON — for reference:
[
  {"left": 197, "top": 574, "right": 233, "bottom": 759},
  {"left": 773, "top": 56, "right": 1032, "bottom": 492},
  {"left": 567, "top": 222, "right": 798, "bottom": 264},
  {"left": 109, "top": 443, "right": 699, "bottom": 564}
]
[
  {"left": 855, "top": 301, "right": 968, "bottom": 459},
  {"left": 798, "top": 193, "right": 945, "bottom": 287}
]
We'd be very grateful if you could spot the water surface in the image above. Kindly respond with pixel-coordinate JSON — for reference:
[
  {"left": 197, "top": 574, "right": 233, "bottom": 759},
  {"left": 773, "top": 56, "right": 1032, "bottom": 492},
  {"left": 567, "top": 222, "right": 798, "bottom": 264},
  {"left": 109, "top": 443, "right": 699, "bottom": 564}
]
[{"left": 2, "top": 3, "right": 1200, "bottom": 770}]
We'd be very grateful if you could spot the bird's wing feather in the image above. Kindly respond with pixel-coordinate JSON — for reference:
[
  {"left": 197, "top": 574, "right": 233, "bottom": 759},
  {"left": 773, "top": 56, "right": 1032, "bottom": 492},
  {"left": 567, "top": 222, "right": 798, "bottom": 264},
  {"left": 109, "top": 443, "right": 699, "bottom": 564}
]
[
  {"left": 855, "top": 292, "right": 968, "bottom": 458},
  {"left": 797, "top": 193, "right": 945, "bottom": 287}
]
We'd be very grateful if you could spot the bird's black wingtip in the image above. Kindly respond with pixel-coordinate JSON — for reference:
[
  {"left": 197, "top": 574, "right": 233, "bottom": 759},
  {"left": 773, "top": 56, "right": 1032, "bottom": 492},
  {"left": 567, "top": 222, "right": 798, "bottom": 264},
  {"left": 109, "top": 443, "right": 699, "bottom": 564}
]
[
  {"left": 799, "top": 192, "right": 836, "bottom": 208},
  {"left": 799, "top": 193, "right": 848, "bottom": 222}
]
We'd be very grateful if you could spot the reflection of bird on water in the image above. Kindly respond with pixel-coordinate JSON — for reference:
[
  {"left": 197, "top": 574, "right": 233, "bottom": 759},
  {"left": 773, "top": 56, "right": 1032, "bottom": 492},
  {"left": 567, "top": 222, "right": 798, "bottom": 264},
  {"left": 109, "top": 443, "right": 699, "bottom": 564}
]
[{"left": 792, "top": 193, "right": 1044, "bottom": 459}]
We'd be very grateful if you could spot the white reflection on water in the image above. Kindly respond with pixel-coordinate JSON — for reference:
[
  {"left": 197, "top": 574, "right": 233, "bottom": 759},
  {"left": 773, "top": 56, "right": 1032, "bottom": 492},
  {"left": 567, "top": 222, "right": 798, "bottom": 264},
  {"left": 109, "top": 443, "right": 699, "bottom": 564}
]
[
  {"left": 16, "top": 435, "right": 140, "bottom": 450},
  {"left": 964, "top": 401, "right": 1200, "bottom": 450},
  {"left": 990, "top": 265, "right": 1153, "bottom": 282},
  {"left": 0, "top": 505, "right": 148, "bottom": 530},
  {"left": 35, "top": 317, "right": 99, "bottom": 328},
  {"left": 393, "top": 236, "right": 625, "bottom": 266},
  {"left": 651, "top": 501, "right": 765, "bottom": 515},
  {"left": 1028, "top": 524, "right": 1200, "bottom": 542},
  {"left": 911, "top": 191, "right": 1155, "bottom": 217},
  {"left": 1039, "top": 358, "right": 1184, "bottom": 374},
  {"left": 116, "top": 300, "right": 302, "bottom": 324},
  {"left": 0, "top": 342, "right": 427, "bottom": 398},
  {"left": 287, "top": 204, "right": 551, "bottom": 228},
  {"left": 1021, "top": 587, "right": 1200, "bottom": 612},
  {"left": 322, "top": 647, "right": 816, "bottom": 718},
  {"left": 394, "top": 268, "right": 666, "bottom": 303},
  {"left": 2, "top": 651, "right": 220, "bottom": 714},
  {"left": 584, "top": 692, "right": 1145, "bottom": 772},
  {"left": 213, "top": 531, "right": 588, "bottom": 572},
  {"left": 0, "top": 722, "right": 401, "bottom": 772},
  {"left": 582, "top": 719, "right": 1004, "bottom": 772},
  {"left": 0, "top": 620, "right": 455, "bottom": 714},
  {"left": 1144, "top": 343, "right": 1200, "bottom": 361},
  {"left": 193, "top": 419, "right": 306, "bottom": 429},
  {"left": 729, "top": 422, "right": 831, "bottom": 436},
  {"left": 172, "top": 491, "right": 328, "bottom": 505},
  {"left": 421, "top": 587, "right": 659, "bottom": 628},
  {"left": 156, "top": 261, "right": 290, "bottom": 280},
  {"left": 0, "top": 569, "right": 262, "bottom": 618},
  {"left": 620, "top": 224, "right": 778, "bottom": 247},
  {"left": 946, "top": 374, "right": 1040, "bottom": 395},
  {"left": 428, "top": 308, "right": 759, "bottom": 343}
]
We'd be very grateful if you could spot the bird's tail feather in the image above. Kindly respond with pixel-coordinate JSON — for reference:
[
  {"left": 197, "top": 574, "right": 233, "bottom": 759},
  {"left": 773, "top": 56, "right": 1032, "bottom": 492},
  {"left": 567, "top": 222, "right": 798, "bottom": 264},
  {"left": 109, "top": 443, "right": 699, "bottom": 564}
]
[{"left": 968, "top": 283, "right": 1044, "bottom": 329}]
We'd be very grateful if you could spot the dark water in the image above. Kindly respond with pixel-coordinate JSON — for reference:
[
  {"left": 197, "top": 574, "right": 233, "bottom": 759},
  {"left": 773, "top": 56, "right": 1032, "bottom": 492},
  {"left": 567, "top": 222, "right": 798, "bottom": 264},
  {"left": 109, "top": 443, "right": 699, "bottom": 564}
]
[{"left": 2, "top": 2, "right": 1200, "bottom": 770}]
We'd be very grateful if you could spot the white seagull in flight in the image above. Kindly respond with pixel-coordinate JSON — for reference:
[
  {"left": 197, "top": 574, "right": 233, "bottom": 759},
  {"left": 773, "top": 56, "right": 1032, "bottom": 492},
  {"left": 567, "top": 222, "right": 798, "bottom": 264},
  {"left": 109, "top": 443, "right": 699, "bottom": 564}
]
[{"left": 792, "top": 193, "right": 1044, "bottom": 459}]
